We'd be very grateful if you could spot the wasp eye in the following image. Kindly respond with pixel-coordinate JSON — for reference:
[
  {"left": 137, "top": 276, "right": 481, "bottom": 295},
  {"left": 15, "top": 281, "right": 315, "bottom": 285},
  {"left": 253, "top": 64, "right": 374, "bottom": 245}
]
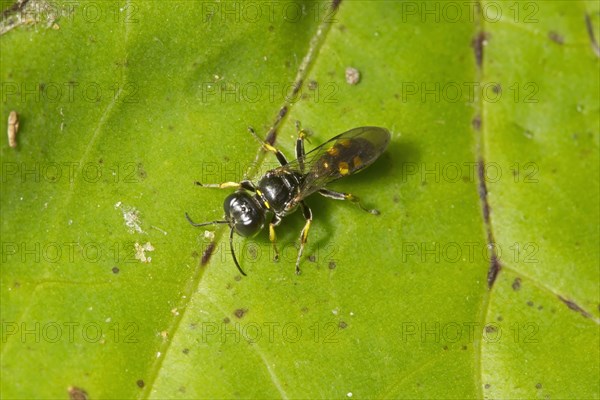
[{"left": 223, "top": 192, "right": 265, "bottom": 237}]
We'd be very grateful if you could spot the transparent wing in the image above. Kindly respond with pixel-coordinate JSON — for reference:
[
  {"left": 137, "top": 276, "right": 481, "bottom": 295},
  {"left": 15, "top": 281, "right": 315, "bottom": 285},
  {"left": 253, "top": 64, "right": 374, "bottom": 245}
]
[{"left": 277, "top": 126, "right": 390, "bottom": 200}]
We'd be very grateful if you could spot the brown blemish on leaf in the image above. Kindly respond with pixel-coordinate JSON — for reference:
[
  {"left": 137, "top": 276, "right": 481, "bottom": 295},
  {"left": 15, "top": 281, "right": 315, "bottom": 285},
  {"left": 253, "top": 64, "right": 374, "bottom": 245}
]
[
  {"left": 234, "top": 308, "right": 248, "bottom": 319},
  {"left": 111, "top": 266, "right": 120, "bottom": 274},
  {"left": 201, "top": 241, "right": 216, "bottom": 266},
  {"left": 331, "top": 0, "right": 342, "bottom": 11},
  {"left": 477, "top": 158, "right": 491, "bottom": 224},
  {"left": 487, "top": 255, "right": 501, "bottom": 288},
  {"left": 136, "top": 379, "right": 145, "bottom": 388},
  {"left": 137, "top": 162, "right": 147, "bottom": 180},
  {"left": 512, "top": 277, "right": 522, "bottom": 291},
  {"left": 471, "top": 32, "right": 489, "bottom": 67},
  {"left": 472, "top": 115, "right": 481, "bottom": 131},
  {"left": 68, "top": 386, "right": 88, "bottom": 400},
  {"left": 585, "top": 13, "right": 600, "bottom": 58},
  {"left": 339, "top": 321, "right": 347, "bottom": 329},
  {"left": 548, "top": 31, "right": 564, "bottom": 44},
  {"left": 558, "top": 295, "right": 592, "bottom": 319}
]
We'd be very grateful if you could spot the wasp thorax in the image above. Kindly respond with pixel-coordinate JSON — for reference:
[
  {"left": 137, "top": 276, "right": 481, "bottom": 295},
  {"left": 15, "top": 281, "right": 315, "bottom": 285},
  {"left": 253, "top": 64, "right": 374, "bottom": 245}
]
[{"left": 223, "top": 191, "right": 265, "bottom": 237}]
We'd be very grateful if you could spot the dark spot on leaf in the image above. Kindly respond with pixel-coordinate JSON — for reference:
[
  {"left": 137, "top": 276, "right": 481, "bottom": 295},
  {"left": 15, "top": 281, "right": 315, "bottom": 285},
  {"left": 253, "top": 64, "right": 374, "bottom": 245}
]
[
  {"left": 393, "top": 195, "right": 400, "bottom": 203},
  {"left": 308, "top": 255, "right": 316, "bottom": 262},
  {"left": 477, "top": 158, "right": 491, "bottom": 224},
  {"left": 179, "top": 386, "right": 186, "bottom": 393},
  {"left": 484, "top": 384, "right": 491, "bottom": 389},
  {"left": 328, "top": 261, "right": 337, "bottom": 269},
  {"left": 182, "top": 348, "right": 189, "bottom": 354},
  {"left": 512, "top": 277, "right": 522, "bottom": 291},
  {"left": 308, "top": 80, "right": 318, "bottom": 90},
  {"left": 268, "top": 25, "right": 274, "bottom": 32},
  {"left": 278, "top": 106, "right": 288, "bottom": 119},
  {"left": 223, "top": 317, "right": 230, "bottom": 324},
  {"left": 585, "top": 13, "right": 600, "bottom": 57},
  {"left": 536, "top": 383, "right": 542, "bottom": 389},
  {"left": 527, "top": 301, "right": 534, "bottom": 307},
  {"left": 137, "top": 163, "right": 147, "bottom": 180},
  {"left": 496, "top": 315, "right": 503, "bottom": 321},
  {"left": 485, "top": 325, "right": 496, "bottom": 333},
  {"left": 443, "top": 345, "right": 448, "bottom": 350},
  {"left": 191, "top": 251, "right": 198, "bottom": 258},
  {"left": 471, "top": 31, "right": 489, "bottom": 67},
  {"left": 558, "top": 295, "right": 592, "bottom": 318},
  {"left": 548, "top": 31, "right": 564, "bottom": 44},
  {"left": 292, "top": 79, "right": 303, "bottom": 96},
  {"left": 492, "top": 83, "right": 501, "bottom": 94},
  {"left": 487, "top": 254, "right": 501, "bottom": 288},
  {"left": 68, "top": 386, "right": 88, "bottom": 400},
  {"left": 234, "top": 275, "right": 242, "bottom": 282},
  {"left": 136, "top": 380, "right": 145, "bottom": 388},
  {"left": 98, "top": 158, "right": 103, "bottom": 164},
  {"left": 111, "top": 266, "right": 119, "bottom": 274},
  {"left": 201, "top": 241, "right": 216, "bottom": 266},
  {"left": 234, "top": 308, "right": 248, "bottom": 319},
  {"left": 472, "top": 115, "right": 481, "bottom": 131},
  {"left": 537, "top": 305, "right": 543, "bottom": 310},
  {"left": 462, "top": 345, "right": 467, "bottom": 350},
  {"left": 339, "top": 321, "right": 347, "bottom": 329}
]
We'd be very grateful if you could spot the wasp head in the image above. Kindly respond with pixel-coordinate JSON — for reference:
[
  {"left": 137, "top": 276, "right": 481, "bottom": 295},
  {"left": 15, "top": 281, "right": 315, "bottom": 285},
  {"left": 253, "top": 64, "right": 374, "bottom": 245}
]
[{"left": 223, "top": 191, "right": 265, "bottom": 237}]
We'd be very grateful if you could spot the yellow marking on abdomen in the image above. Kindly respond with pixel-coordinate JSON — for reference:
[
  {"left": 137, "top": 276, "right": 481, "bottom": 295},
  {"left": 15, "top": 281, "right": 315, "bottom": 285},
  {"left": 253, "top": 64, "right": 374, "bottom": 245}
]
[
  {"left": 327, "top": 146, "right": 339, "bottom": 156},
  {"left": 339, "top": 139, "right": 352, "bottom": 148},
  {"left": 353, "top": 156, "right": 363, "bottom": 169},
  {"left": 338, "top": 161, "right": 350, "bottom": 175}
]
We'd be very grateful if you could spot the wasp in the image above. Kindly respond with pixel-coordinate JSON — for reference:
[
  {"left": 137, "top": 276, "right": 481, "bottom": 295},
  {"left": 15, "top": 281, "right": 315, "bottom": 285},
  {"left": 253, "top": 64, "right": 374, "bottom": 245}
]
[{"left": 186, "top": 123, "right": 391, "bottom": 276}]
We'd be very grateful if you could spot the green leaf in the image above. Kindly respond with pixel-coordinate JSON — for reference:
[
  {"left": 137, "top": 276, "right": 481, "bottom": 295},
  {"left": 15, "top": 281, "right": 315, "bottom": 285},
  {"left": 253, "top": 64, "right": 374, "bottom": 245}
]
[{"left": 1, "top": 1, "right": 598, "bottom": 399}]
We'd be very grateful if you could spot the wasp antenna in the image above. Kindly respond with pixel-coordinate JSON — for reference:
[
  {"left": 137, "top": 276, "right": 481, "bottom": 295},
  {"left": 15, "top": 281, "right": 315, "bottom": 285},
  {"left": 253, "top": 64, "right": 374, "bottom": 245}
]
[
  {"left": 185, "top": 212, "right": 227, "bottom": 227},
  {"left": 229, "top": 225, "right": 247, "bottom": 276}
]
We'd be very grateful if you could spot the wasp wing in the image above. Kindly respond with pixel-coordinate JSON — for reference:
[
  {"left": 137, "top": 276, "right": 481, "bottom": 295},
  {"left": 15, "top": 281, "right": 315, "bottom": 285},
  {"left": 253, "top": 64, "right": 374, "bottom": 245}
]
[{"left": 279, "top": 126, "right": 390, "bottom": 201}]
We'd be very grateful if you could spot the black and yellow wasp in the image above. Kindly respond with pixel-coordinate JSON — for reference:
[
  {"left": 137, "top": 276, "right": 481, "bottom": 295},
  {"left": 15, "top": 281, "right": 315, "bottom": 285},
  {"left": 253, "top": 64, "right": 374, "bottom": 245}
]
[{"left": 186, "top": 124, "right": 391, "bottom": 275}]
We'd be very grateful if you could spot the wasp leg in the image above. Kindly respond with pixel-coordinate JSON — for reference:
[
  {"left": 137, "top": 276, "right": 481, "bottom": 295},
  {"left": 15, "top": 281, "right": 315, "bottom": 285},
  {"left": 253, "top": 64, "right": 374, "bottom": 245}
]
[
  {"left": 318, "top": 188, "right": 380, "bottom": 215},
  {"left": 195, "top": 180, "right": 256, "bottom": 192},
  {"left": 295, "top": 201, "right": 313, "bottom": 275},
  {"left": 269, "top": 214, "right": 282, "bottom": 262},
  {"left": 294, "top": 121, "right": 309, "bottom": 173},
  {"left": 248, "top": 126, "right": 288, "bottom": 166}
]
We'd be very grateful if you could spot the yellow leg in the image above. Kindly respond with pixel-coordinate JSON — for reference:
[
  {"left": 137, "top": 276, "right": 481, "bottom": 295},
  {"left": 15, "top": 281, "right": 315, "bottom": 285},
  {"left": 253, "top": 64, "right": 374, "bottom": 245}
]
[
  {"left": 295, "top": 202, "right": 313, "bottom": 275},
  {"left": 269, "top": 223, "right": 280, "bottom": 262}
]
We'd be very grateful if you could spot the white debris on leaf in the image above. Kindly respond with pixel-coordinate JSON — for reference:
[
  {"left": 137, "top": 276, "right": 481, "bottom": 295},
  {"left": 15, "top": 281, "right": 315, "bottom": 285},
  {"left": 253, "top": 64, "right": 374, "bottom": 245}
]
[
  {"left": 115, "top": 202, "right": 145, "bottom": 234},
  {"left": 135, "top": 242, "right": 155, "bottom": 263}
]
